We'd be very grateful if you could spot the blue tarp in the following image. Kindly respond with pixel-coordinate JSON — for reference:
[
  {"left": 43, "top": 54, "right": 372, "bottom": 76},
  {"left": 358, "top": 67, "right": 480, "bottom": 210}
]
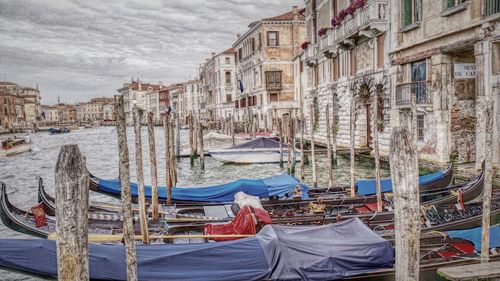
[
  {"left": 97, "top": 173, "right": 309, "bottom": 202},
  {"left": 0, "top": 218, "right": 394, "bottom": 281},
  {"left": 447, "top": 226, "right": 500, "bottom": 252},
  {"left": 356, "top": 170, "right": 445, "bottom": 195}
]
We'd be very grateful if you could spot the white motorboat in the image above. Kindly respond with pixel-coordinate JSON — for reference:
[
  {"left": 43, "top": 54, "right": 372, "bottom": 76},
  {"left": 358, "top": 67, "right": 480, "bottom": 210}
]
[
  {"left": 179, "top": 131, "right": 244, "bottom": 157},
  {"left": 209, "top": 137, "right": 301, "bottom": 164},
  {"left": 0, "top": 137, "right": 32, "bottom": 157}
]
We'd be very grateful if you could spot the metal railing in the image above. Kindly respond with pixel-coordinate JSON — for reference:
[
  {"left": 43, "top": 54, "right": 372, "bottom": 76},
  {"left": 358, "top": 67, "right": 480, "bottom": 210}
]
[
  {"left": 395, "top": 81, "right": 432, "bottom": 107},
  {"left": 485, "top": 0, "right": 500, "bottom": 17}
]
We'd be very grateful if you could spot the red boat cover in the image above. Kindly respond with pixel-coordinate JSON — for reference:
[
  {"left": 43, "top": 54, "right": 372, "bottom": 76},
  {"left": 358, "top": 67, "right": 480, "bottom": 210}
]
[
  {"left": 31, "top": 204, "right": 47, "bottom": 228},
  {"left": 204, "top": 206, "right": 272, "bottom": 241}
]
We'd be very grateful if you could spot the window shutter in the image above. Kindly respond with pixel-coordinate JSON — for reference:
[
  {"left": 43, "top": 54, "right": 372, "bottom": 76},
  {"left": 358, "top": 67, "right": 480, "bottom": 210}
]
[
  {"left": 252, "top": 38, "right": 255, "bottom": 52},
  {"left": 402, "top": 0, "right": 413, "bottom": 26},
  {"left": 276, "top": 31, "right": 279, "bottom": 46}
]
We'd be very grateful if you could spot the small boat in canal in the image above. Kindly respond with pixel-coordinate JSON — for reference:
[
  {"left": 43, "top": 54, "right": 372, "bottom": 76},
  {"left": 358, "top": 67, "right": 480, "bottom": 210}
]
[
  {"left": 48, "top": 127, "right": 70, "bottom": 134},
  {"left": 0, "top": 136, "right": 32, "bottom": 157},
  {"left": 209, "top": 136, "right": 301, "bottom": 164}
]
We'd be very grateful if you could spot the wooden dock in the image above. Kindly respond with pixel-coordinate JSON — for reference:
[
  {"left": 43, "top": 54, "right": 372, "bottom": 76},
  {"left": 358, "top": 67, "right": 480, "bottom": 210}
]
[{"left": 437, "top": 260, "right": 500, "bottom": 280}]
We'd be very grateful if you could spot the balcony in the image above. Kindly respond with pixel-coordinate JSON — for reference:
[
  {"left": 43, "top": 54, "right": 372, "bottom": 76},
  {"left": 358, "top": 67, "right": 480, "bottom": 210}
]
[
  {"left": 335, "top": 0, "right": 388, "bottom": 48},
  {"left": 268, "top": 100, "right": 299, "bottom": 110},
  {"left": 304, "top": 43, "right": 318, "bottom": 67},
  {"left": 320, "top": 29, "right": 338, "bottom": 58},
  {"left": 395, "top": 81, "right": 432, "bottom": 108}
]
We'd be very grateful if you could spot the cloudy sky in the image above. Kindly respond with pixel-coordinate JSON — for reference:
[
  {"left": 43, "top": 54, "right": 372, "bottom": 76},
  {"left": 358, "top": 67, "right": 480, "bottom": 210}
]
[{"left": 0, "top": 0, "right": 302, "bottom": 104}]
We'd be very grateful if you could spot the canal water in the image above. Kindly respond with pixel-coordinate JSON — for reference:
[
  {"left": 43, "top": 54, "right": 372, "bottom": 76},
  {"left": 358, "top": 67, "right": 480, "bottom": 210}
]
[{"left": 0, "top": 126, "right": 390, "bottom": 280}]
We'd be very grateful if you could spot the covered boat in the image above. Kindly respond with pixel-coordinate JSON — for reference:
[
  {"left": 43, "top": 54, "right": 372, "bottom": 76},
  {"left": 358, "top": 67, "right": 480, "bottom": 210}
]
[
  {"left": 89, "top": 173, "right": 309, "bottom": 203},
  {"left": 0, "top": 136, "right": 31, "bottom": 157},
  {"left": 0, "top": 218, "right": 394, "bottom": 280},
  {"left": 178, "top": 132, "right": 244, "bottom": 157},
  {"left": 209, "top": 137, "right": 301, "bottom": 164},
  {"left": 48, "top": 127, "right": 70, "bottom": 134}
]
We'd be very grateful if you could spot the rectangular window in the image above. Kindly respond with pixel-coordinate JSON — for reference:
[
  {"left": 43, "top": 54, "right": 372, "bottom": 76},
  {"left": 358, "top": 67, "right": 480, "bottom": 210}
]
[
  {"left": 269, "top": 93, "right": 279, "bottom": 102},
  {"left": 267, "top": 31, "right": 278, "bottom": 46},
  {"left": 333, "top": 56, "right": 339, "bottom": 80},
  {"left": 417, "top": 114, "right": 424, "bottom": 140},
  {"left": 376, "top": 34, "right": 385, "bottom": 68},
  {"left": 411, "top": 60, "right": 427, "bottom": 103},
  {"left": 226, "top": 94, "right": 232, "bottom": 103},
  {"left": 266, "top": 71, "right": 282, "bottom": 90},
  {"left": 349, "top": 48, "right": 356, "bottom": 77},
  {"left": 485, "top": 0, "right": 500, "bottom": 17},
  {"left": 402, "top": 0, "right": 422, "bottom": 27},
  {"left": 238, "top": 48, "right": 242, "bottom": 61},
  {"left": 251, "top": 37, "right": 255, "bottom": 52},
  {"left": 225, "top": 57, "right": 230, "bottom": 64},
  {"left": 443, "top": 0, "right": 467, "bottom": 10}
]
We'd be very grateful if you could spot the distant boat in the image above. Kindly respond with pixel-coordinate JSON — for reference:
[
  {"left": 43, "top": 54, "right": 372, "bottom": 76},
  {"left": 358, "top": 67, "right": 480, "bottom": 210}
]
[
  {"left": 0, "top": 136, "right": 32, "bottom": 157},
  {"left": 209, "top": 137, "right": 301, "bottom": 164},
  {"left": 48, "top": 127, "right": 70, "bottom": 134},
  {"left": 178, "top": 132, "right": 244, "bottom": 157}
]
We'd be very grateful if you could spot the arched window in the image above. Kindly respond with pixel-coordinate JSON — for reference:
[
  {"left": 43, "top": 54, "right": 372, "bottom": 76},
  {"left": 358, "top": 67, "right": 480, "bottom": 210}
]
[{"left": 225, "top": 72, "right": 231, "bottom": 84}]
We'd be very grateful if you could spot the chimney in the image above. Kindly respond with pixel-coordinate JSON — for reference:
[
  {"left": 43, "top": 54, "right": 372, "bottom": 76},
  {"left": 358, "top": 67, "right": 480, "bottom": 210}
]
[
  {"left": 237, "top": 33, "right": 241, "bottom": 39},
  {"left": 293, "top": 6, "right": 299, "bottom": 20},
  {"left": 159, "top": 81, "right": 163, "bottom": 89},
  {"left": 211, "top": 52, "right": 216, "bottom": 58}
]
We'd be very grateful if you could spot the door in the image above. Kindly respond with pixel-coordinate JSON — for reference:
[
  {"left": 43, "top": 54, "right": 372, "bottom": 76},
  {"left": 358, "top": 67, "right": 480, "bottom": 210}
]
[{"left": 411, "top": 60, "right": 427, "bottom": 103}]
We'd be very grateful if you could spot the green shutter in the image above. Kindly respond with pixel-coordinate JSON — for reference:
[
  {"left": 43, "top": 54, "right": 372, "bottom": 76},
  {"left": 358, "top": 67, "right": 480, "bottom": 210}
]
[
  {"left": 403, "top": 0, "right": 413, "bottom": 27},
  {"left": 443, "top": 0, "right": 454, "bottom": 10}
]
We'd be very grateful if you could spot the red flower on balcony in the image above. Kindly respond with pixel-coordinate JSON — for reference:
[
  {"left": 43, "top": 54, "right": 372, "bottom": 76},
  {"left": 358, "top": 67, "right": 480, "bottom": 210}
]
[
  {"left": 318, "top": 27, "right": 328, "bottom": 37},
  {"left": 338, "top": 9, "right": 347, "bottom": 20},
  {"left": 301, "top": 41, "right": 310, "bottom": 50},
  {"left": 331, "top": 18, "right": 339, "bottom": 27},
  {"left": 355, "top": 0, "right": 366, "bottom": 9},
  {"left": 346, "top": 4, "right": 356, "bottom": 15}
]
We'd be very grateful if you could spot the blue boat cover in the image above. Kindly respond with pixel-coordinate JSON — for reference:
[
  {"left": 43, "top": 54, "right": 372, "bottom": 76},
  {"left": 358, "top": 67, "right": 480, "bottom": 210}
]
[
  {"left": 356, "top": 170, "right": 445, "bottom": 196},
  {"left": 447, "top": 226, "right": 500, "bottom": 252},
  {"left": 0, "top": 218, "right": 394, "bottom": 281},
  {"left": 97, "top": 173, "right": 309, "bottom": 202}
]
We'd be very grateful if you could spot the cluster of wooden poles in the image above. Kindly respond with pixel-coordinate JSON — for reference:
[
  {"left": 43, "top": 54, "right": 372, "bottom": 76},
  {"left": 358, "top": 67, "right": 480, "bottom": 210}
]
[{"left": 51, "top": 92, "right": 495, "bottom": 281}]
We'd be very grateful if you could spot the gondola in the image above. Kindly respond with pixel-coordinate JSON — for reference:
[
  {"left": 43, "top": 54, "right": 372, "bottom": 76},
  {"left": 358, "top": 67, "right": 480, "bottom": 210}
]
[
  {"left": 0, "top": 219, "right": 497, "bottom": 281},
  {"left": 38, "top": 166, "right": 477, "bottom": 225},
  {"left": 85, "top": 164, "right": 452, "bottom": 206},
  {"left": 0, "top": 183, "right": 171, "bottom": 239}
]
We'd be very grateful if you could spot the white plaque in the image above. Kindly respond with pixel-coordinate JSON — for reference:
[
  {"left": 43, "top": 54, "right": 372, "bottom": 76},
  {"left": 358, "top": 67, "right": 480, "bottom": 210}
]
[{"left": 454, "top": 63, "right": 476, "bottom": 79}]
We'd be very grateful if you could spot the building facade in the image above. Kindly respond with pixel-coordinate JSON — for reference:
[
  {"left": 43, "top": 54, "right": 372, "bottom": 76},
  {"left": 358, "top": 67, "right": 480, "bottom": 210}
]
[
  {"left": 117, "top": 80, "right": 161, "bottom": 123},
  {"left": 0, "top": 82, "right": 41, "bottom": 128},
  {"left": 182, "top": 80, "right": 202, "bottom": 122},
  {"left": 233, "top": 6, "right": 306, "bottom": 128},
  {"left": 388, "top": 0, "right": 499, "bottom": 168}
]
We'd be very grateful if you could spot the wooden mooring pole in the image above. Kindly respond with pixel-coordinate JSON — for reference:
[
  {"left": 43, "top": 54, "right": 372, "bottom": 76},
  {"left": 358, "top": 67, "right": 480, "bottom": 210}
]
[
  {"left": 169, "top": 117, "right": 177, "bottom": 186},
  {"left": 114, "top": 96, "right": 138, "bottom": 280},
  {"left": 163, "top": 114, "right": 173, "bottom": 206},
  {"left": 147, "top": 112, "right": 159, "bottom": 222},
  {"left": 132, "top": 106, "right": 149, "bottom": 244},
  {"left": 349, "top": 99, "right": 356, "bottom": 197},
  {"left": 199, "top": 118, "right": 205, "bottom": 171},
  {"left": 290, "top": 116, "right": 296, "bottom": 175},
  {"left": 176, "top": 115, "right": 181, "bottom": 160},
  {"left": 231, "top": 114, "right": 235, "bottom": 146},
  {"left": 310, "top": 104, "right": 317, "bottom": 189},
  {"left": 390, "top": 127, "right": 420, "bottom": 281},
  {"left": 481, "top": 97, "right": 494, "bottom": 263},
  {"left": 300, "top": 114, "right": 306, "bottom": 181},
  {"left": 373, "top": 89, "right": 382, "bottom": 212},
  {"left": 189, "top": 114, "right": 195, "bottom": 167},
  {"left": 55, "top": 144, "right": 90, "bottom": 281},
  {"left": 278, "top": 118, "right": 284, "bottom": 168},
  {"left": 326, "top": 104, "right": 334, "bottom": 189}
]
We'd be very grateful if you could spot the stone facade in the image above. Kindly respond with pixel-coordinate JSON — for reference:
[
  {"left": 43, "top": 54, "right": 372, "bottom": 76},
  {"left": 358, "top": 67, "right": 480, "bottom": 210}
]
[
  {"left": 117, "top": 80, "right": 162, "bottom": 123},
  {"left": 302, "top": 0, "right": 391, "bottom": 153},
  {"left": 232, "top": 6, "right": 306, "bottom": 128},
  {"left": 0, "top": 81, "right": 41, "bottom": 128}
]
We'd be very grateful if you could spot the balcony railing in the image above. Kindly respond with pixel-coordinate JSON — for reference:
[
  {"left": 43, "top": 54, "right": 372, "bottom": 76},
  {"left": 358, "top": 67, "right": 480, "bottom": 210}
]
[
  {"left": 395, "top": 81, "right": 432, "bottom": 108},
  {"left": 305, "top": 43, "right": 317, "bottom": 67},
  {"left": 335, "top": 0, "right": 388, "bottom": 44},
  {"left": 485, "top": 0, "right": 500, "bottom": 17}
]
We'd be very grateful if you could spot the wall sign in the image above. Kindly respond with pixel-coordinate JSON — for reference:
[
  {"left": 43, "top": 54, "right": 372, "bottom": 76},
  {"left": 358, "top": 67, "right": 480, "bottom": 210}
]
[{"left": 454, "top": 63, "right": 476, "bottom": 79}]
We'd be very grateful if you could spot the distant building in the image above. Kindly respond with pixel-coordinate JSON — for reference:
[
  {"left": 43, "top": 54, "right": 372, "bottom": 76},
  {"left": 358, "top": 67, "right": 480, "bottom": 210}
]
[
  {"left": 0, "top": 81, "right": 42, "bottom": 128},
  {"left": 41, "top": 105, "right": 59, "bottom": 123},
  {"left": 117, "top": 79, "right": 162, "bottom": 123},
  {"left": 182, "top": 80, "right": 202, "bottom": 122},
  {"left": 0, "top": 91, "right": 25, "bottom": 132}
]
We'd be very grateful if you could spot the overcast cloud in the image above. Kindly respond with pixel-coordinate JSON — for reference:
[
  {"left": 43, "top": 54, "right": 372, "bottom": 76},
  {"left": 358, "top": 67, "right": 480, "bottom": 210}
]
[{"left": 0, "top": 0, "right": 302, "bottom": 104}]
